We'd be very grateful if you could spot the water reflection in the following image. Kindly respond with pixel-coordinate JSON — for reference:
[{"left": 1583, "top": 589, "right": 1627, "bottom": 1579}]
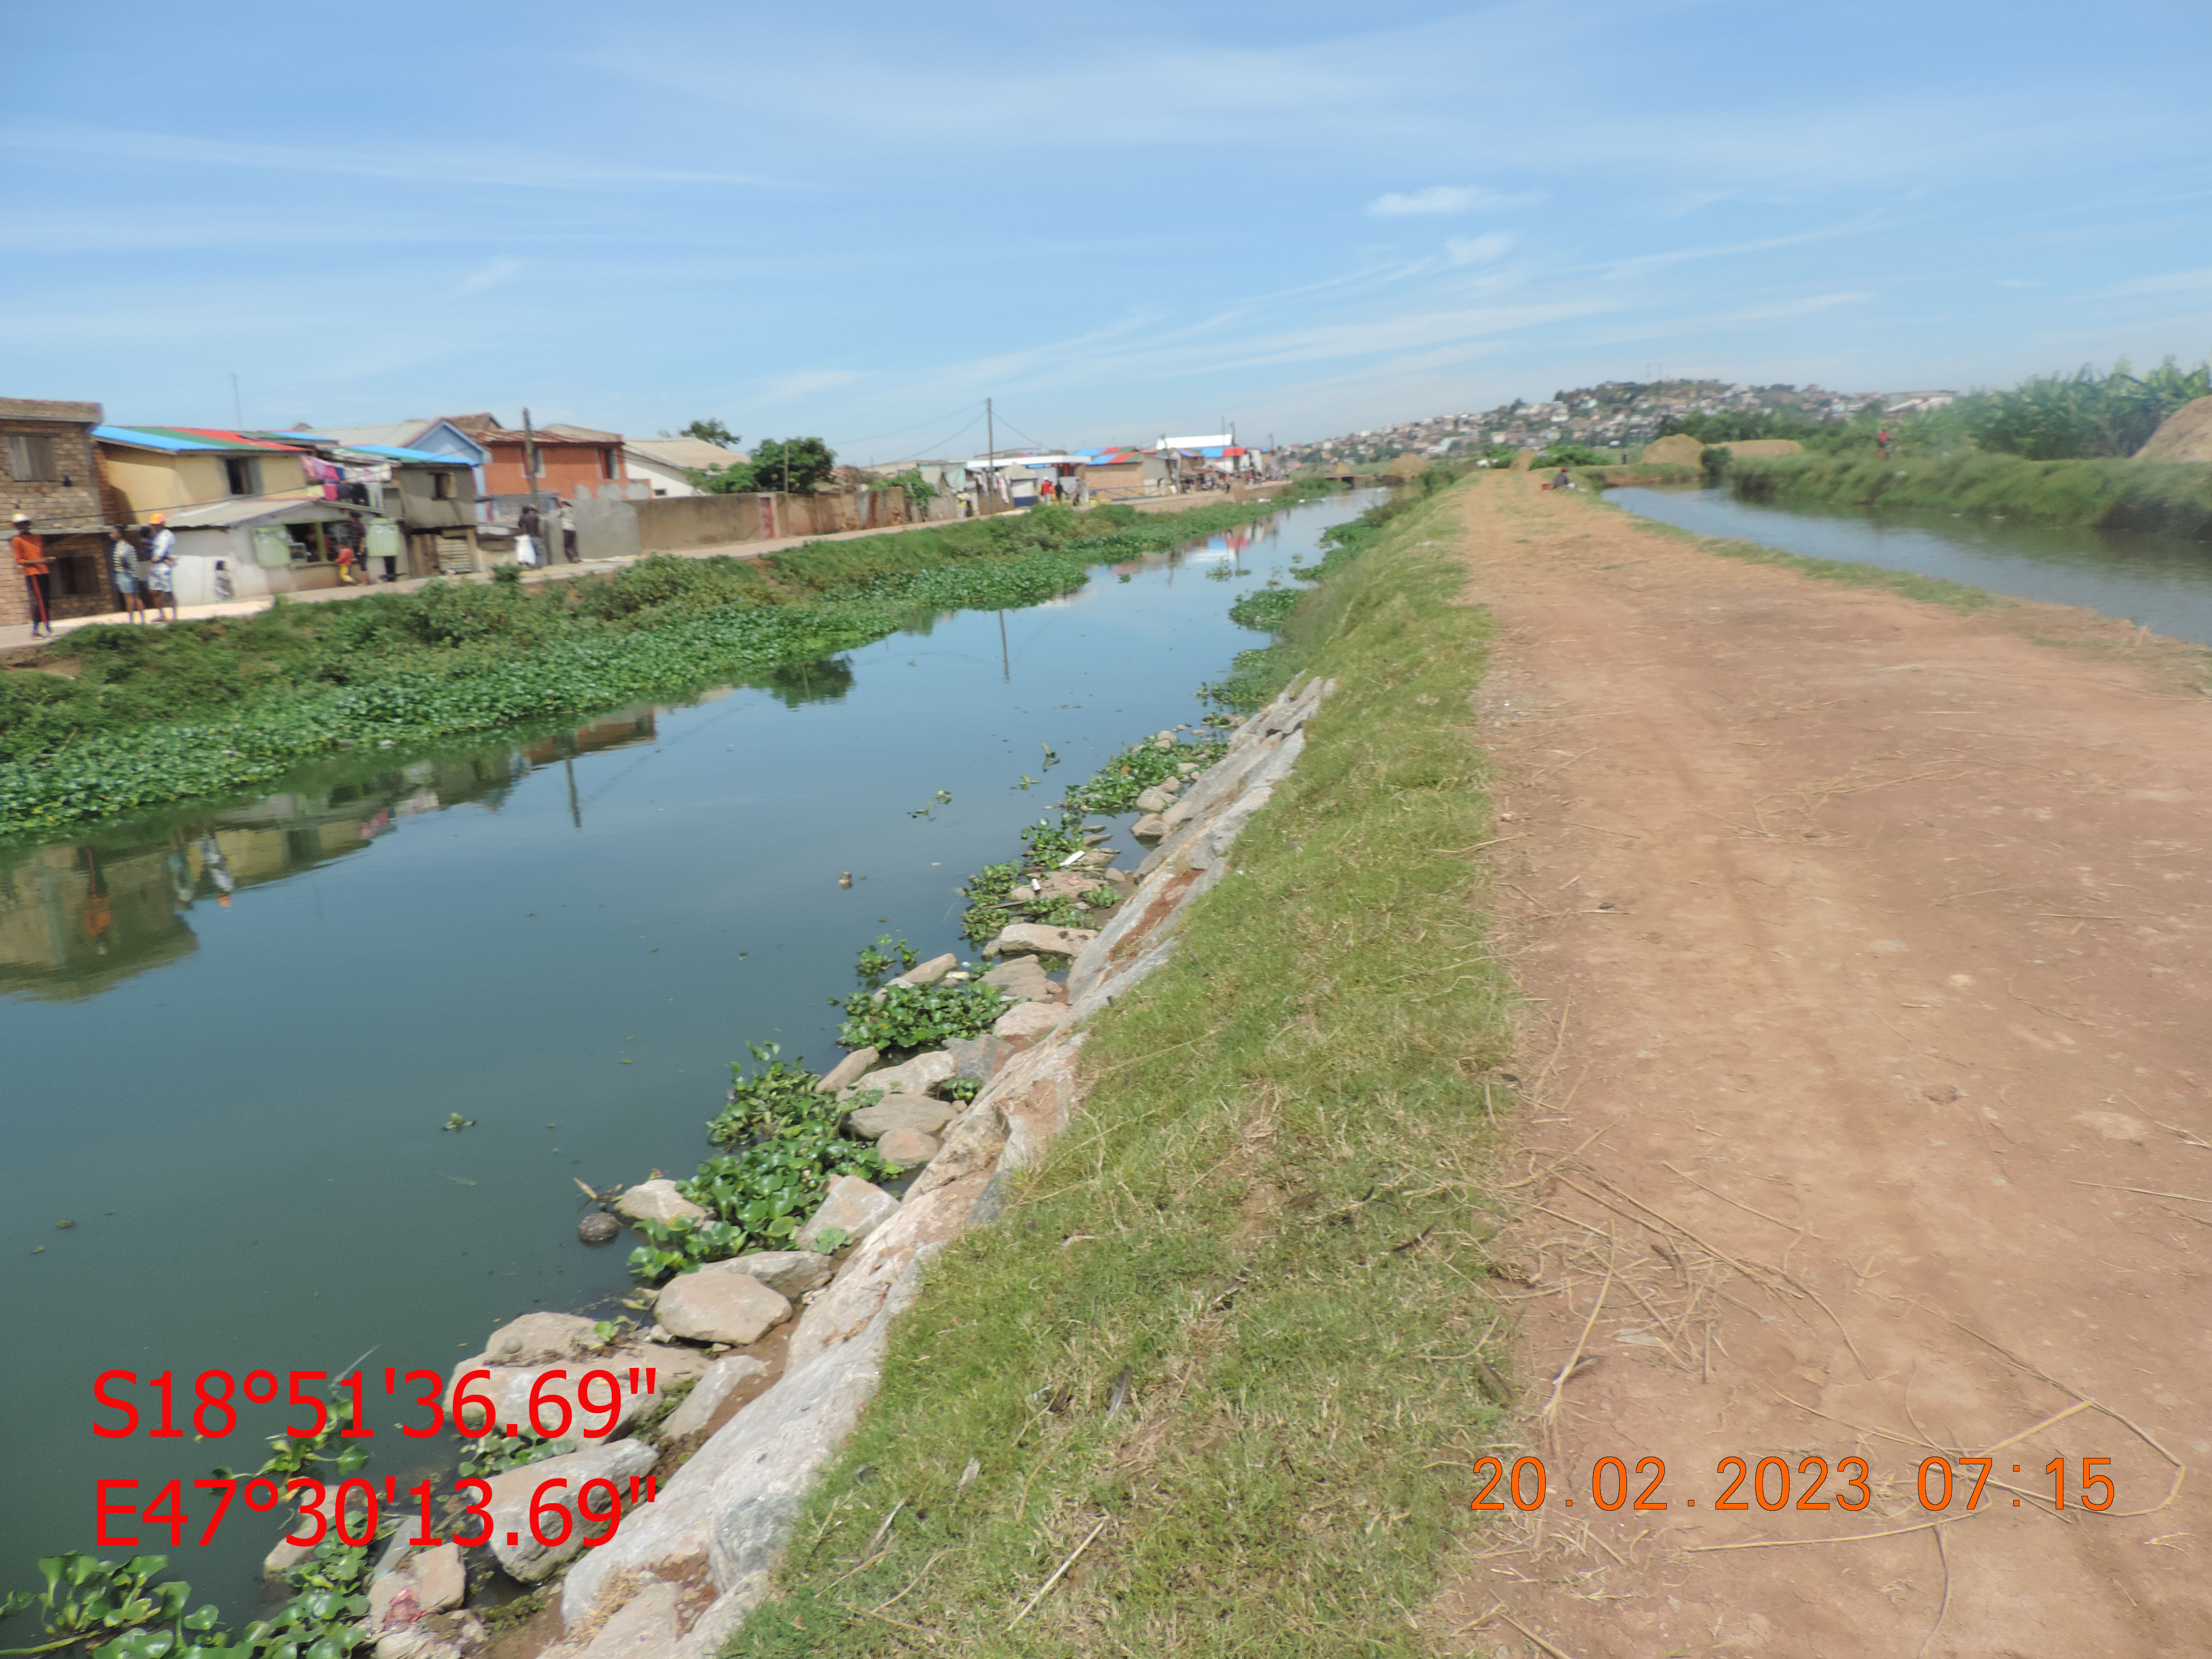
[
  {"left": 748, "top": 657, "right": 857, "bottom": 708},
  {"left": 0, "top": 706, "right": 661, "bottom": 1001}
]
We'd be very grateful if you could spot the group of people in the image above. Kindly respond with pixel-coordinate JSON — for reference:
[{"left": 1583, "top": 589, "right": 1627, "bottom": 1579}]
[
  {"left": 511, "top": 499, "right": 579, "bottom": 568},
  {"left": 107, "top": 516, "right": 180, "bottom": 623},
  {"left": 8, "top": 511, "right": 182, "bottom": 638}
]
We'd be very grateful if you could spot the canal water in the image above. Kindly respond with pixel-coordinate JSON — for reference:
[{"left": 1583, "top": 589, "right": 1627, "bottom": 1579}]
[
  {"left": 0, "top": 491, "right": 1378, "bottom": 1624},
  {"left": 1607, "top": 486, "right": 2212, "bottom": 648}
]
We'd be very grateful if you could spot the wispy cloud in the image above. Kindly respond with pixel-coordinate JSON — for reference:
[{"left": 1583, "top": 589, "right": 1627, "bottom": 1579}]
[
  {"left": 2104, "top": 265, "right": 2212, "bottom": 296},
  {"left": 458, "top": 258, "right": 521, "bottom": 296},
  {"left": 0, "top": 125, "right": 777, "bottom": 191},
  {"left": 1445, "top": 234, "right": 1514, "bottom": 267},
  {"left": 1368, "top": 185, "right": 1542, "bottom": 217}
]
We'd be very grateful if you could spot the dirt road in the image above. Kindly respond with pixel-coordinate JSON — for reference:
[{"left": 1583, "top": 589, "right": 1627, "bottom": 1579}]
[{"left": 1431, "top": 472, "right": 2212, "bottom": 1657}]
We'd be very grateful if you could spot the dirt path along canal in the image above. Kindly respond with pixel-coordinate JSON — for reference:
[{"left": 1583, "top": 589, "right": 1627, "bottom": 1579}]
[{"left": 1433, "top": 472, "right": 2212, "bottom": 1656}]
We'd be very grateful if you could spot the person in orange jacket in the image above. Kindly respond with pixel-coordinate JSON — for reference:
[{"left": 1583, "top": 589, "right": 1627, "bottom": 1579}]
[{"left": 12, "top": 512, "right": 53, "bottom": 637}]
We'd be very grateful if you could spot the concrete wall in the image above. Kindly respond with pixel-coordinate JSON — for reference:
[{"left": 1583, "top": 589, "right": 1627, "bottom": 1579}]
[{"left": 571, "top": 488, "right": 918, "bottom": 560}]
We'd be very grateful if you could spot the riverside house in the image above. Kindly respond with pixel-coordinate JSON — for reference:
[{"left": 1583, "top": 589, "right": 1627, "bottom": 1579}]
[
  {"left": 2, "top": 397, "right": 108, "bottom": 626},
  {"left": 445, "top": 413, "right": 629, "bottom": 498}
]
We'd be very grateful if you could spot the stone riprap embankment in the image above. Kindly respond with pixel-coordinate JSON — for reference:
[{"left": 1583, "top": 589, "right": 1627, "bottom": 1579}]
[{"left": 532, "top": 674, "right": 1332, "bottom": 1659}]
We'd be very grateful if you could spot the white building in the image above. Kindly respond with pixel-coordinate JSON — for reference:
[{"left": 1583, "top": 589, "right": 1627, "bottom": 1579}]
[{"left": 622, "top": 436, "right": 750, "bottom": 497}]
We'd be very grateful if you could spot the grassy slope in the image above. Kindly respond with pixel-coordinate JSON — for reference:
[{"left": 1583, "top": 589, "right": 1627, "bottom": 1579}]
[
  {"left": 728, "top": 485, "right": 1513, "bottom": 1658},
  {"left": 1726, "top": 448, "right": 2212, "bottom": 537}
]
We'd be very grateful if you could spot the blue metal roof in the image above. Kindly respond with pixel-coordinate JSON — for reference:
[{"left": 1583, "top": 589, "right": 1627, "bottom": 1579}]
[
  {"left": 94, "top": 424, "right": 231, "bottom": 453},
  {"left": 347, "top": 443, "right": 473, "bottom": 467}
]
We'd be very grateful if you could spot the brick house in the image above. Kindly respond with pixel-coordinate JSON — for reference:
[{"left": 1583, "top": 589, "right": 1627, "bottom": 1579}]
[
  {"left": 2, "top": 397, "right": 108, "bottom": 627},
  {"left": 444, "top": 413, "right": 628, "bottom": 499}
]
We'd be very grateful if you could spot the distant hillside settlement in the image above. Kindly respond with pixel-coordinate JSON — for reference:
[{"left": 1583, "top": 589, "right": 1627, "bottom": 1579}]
[{"left": 1285, "top": 379, "right": 1957, "bottom": 468}]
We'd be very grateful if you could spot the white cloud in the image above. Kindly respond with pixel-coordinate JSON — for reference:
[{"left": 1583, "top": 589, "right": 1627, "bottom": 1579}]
[
  {"left": 1368, "top": 185, "right": 1540, "bottom": 217},
  {"left": 458, "top": 257, "right": 521, "bottom": 296},
  {"left": 1445, "top": 234, "right": 1514, "bottom": 266}
]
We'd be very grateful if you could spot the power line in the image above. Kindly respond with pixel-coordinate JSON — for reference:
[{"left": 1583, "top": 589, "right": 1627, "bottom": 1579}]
[
  {"left": 871, "top": 411, "right": 985, "bottom": 469},
  {"left": 993, "top": 414, "right": 1057, "bottom": 453},
  {"left": 831, "top": 399, "right": 988, "bottom": 451}
]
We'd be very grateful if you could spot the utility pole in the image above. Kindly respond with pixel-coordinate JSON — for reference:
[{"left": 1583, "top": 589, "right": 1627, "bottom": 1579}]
[
  {"left": 985, "top": 397, "right": 995, "bottom": 517},
  {"left": 522, "top": 407, "right": 540, "bottom": 502},
  {"left": 230, "top": 374, "right": 244, "bottom": 430}
]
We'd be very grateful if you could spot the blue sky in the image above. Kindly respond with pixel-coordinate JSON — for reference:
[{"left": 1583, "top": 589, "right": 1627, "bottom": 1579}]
[{"left": 7, "top": 0, "right": 2211, "bottom": 455}]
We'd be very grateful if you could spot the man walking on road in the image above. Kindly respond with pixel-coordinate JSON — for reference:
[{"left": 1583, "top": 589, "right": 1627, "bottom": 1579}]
[
  {"left": 558, "top": 499, "right": 578, "bottom": 563},
  {"left": 143, "top": 514, "right": 179, "bottom": 623},
  {"left": 12, "top": 513, "right": 53, "bottom": 636}
]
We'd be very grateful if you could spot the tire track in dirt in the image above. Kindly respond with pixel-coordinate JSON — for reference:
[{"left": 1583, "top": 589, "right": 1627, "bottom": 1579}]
[{"left": 1429, "top": 472, "right": 2211, "bottom": 1658}]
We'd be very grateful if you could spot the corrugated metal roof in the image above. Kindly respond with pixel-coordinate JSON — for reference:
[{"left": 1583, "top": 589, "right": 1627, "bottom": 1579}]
[
  {"left": 162, "top": 497, "right": 361, "bottom": 530},
  {"left": 95, "top": 425, "right": 306, "bottom": 455},
  {"left": 297, "top": 421, "right": 490, "bottom": 466},
  {"left": 345, "top": 443, "right": 474, "bottom": 467}
]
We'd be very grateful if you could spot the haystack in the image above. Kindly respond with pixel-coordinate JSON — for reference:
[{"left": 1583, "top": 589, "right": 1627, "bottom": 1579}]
[
  {"left": 1383, "top": 453, "right": 1430, "bottom": 481},
  {"left": 2135, "top": 397, "right": 2212, "bottom": 463},
  {"left": 1640, "top": 434, "right": 1704, "bottom": 466}
]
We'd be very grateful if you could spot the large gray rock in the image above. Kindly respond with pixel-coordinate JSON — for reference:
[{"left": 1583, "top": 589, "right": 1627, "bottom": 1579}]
[
  {"left": 485, "top": 1438, "right": 658, "bottom": 1583},
  {"left": 562, "top": 1274, "right": 926, "bottom": 1637},
  {"left": 979, "top": 956, "right": 1051, "bottom": 1002},
  {"left": 663, "top": 1354, "right": 773, "bottom": 1440},
  {"left": 655, "top": 1266, "right": 793, "bottom": 1346},
  {"left": 983, "top": 922, "right": 1097, "bottom": 959},
  {"left": 263, "top": 1532, "right": 314, "bottom": 1576},
  {"left": 571, "top": 1580, "right": 684, "bottom": 1659},
  {"left": 815, "top": 1047, "right": 879, "bottom": 1095},
  {"left": 1134, "top": 785, "right": 1174, "bottom": 813},
  {"left": 992, "top": 1000, "right": 1070, "bottom": 1049},
  {"left": 793, "top": 1176, "right": 899, "bottom": 1252},
  {"left": 413, "top": 1543, "right": 464, "bottom": 1613},
  {"left": 1130, "top": 813, "right": 1171, "bottom": 842},
  {"left": 481, "top": 1312, "right": 602, "bottom": 1367},
  {"left": 845, "top": 1050, "right": 955, "bottom": 1099},
  {"left": 444, "top": 1353, "right": 670, "bottom": 1445},
  {"left": 367, "top": 1570, "right": 416, "bottom": 1630},
  {"left": 725, "top": 1249, "right": 835, "bottom": 1298},
  {"left": 880, "top": 952, "right": 957, "bottom": 991},
  {"left": 613, "top": 1180, "right": 708, "bottom": 1227},
  {"left": 876, "top": 1128, "right": 940, "bottom": 1167},
  {"left": 905, "top": 1097, "right": 1008, "bottom": 1199},
  {"left": 846, "top": 1095, "right": 955, "bottom": 1139},
  {"left": 946, "top": 1031, "right": 1010, "bottom": 1082}
]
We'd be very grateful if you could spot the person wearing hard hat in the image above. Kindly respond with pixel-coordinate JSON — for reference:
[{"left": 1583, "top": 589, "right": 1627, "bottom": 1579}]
[
  {"left": 143, "top": 513, "right": 179, "bottom": 623},
  {"left": 11, "top": 512, "right": 52, "bottom": 637}
]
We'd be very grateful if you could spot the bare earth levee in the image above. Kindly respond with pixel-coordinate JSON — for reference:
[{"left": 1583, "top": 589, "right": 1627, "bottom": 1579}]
[{"left": 1428, "top": 471, "right": 2211, "bottom": 1657}]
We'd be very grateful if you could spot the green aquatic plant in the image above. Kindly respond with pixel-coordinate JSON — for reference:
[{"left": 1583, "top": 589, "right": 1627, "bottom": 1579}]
[
  {"left": 709, "top": 1043, "right": 831, "bottom": 1148},
  {"left": 834, "top": 979, "right": 1006, "bottom": 1055},
  {"left": 1059, "top": 736, "right": 1225, "bottom": 815},
  {"left": 0, "top": 498, "right": 1307, "bottom": 840}
]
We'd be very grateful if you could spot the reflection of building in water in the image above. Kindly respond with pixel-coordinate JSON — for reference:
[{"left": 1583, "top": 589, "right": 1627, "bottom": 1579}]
[
  {"left": 0, "top": 712, "right": 648, "bottom": 1002},
  {"left": 0, "top": 844, "right": 198, "bottom": 999},
  {"left": 520, "top": 705, "right": 657, "bottom": 765}
]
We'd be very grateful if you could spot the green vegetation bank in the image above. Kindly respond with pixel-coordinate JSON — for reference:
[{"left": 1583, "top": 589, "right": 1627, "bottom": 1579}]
[
  {"left": 728, "top": 483, "right": 1517, "bottom": 1656},
  {"left": 0, "top": 496, "right": 1321, "bottom": 841}
]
